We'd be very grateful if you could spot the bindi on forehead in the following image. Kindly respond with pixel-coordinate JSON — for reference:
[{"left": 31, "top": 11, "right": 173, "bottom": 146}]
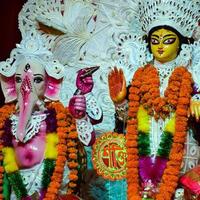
[{"left": 17, "top": 60, "right": 45, "bottom": 75}]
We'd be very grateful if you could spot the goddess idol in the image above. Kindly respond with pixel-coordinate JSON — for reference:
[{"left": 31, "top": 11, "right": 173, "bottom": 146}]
[{"left": 108, "top": 0, "right": 200, "bottom": 199}]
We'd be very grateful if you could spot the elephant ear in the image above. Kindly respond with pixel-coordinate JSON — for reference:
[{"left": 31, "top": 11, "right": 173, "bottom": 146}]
[
  {"left": 44, "top": 75, "right": 62, "bottom": 101},
  {"left": 0, "top": 58, "right": 17, "bottom": 103},
  {"left": 0, "top": 75, "right": 17, "bottom": 103},
  {"left": 44, "top": 60, "right": 64, "bottom": 101}
]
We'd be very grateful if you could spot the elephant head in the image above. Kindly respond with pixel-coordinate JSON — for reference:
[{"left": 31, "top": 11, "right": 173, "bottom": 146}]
[{"left": 0, "top": 32, "right": 64, "bottom": 142}]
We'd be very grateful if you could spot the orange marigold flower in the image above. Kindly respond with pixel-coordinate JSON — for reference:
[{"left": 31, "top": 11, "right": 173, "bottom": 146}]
[
  {"left": 56, "top": 113, "right": 66, "bottom": 120},
  {"left": 129, "top": 94, "right": 140, "bottom": 101},
  {"left": 127, "top": 119, "right": 138, "bottom": 125},
  {"left": 129, "top": 87, "right": 140, "bottom": 94},
  {"left": 131, "top": 80, "right": 142, "bottom": 88},
  {"left": 69, "top": 153, "right": 77, "bottom": 160},
  {"left": 126, "top": 134, "right": 138, "bottom": 140},
  {"left": 57, "top": 121, "right": 68, "bottom": 127},
  {"left": 68, "top": 161, "right": 78, "bottom": 168},
  {"left": 68, "top": 132, "right": 78, "bottom": 139},
  {"left": 68, "top": 148, "right": 78, "bottom": 153},
  {"left": 128, "top": 110, "right": 137, "bottom": 118},
  {"left": 67, "top": 141, "right": 77, "bottom": 147},
  {"left": 70, "top": 170, "right": 78, "bottom": 175},
  {"left": 68, "top": 174, "right": 78, "bottom": 181},
  {"left": 69, "top": 182, "right": 77, "bottom": 188}
]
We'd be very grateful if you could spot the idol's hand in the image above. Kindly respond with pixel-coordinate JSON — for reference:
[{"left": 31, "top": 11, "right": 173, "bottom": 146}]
[
  {"left": 76, "top": 66, "right": 99, "bottom": 95},
  {"left": 69, "top": 95, "right": 86, "bottom": 119},
  {"left": 190, "top": 100, "right": 200, "bottom": 121},
  {"left": 108, "top": 67, "right": 127, "bottom": 104}
]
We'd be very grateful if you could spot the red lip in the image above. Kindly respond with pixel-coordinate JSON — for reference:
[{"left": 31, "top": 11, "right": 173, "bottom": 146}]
[{"left": 158, "top": 50, "right": 164, "bottom": 54}]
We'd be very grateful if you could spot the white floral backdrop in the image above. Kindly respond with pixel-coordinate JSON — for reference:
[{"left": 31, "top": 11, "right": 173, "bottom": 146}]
[{"left": 18, "top": 0, "right": 144, "bottom": 135}]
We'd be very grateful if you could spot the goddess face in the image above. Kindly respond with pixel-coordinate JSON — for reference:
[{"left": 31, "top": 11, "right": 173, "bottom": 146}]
[{"left": 150, "top": 28, "right": 180, "bottom": 63}]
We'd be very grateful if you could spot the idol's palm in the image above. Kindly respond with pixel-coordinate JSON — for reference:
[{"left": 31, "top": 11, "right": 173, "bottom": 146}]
[{"left": 108, "top": 67, "right": 127, "bottom": 104}]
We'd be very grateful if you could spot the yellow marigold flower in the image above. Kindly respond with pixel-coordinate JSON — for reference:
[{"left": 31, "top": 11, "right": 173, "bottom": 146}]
[
  {"left": 137, "top": 106, "right": 150, "bottom": 133},
  {"left": 45, "top": 133, "right": 58, "bottom": 159},
  {"left": 164, "top": 114, "right": 176, "bottom": 134},
  {"left": 2, "top": 147, "right": 19, "bottom": 173}
]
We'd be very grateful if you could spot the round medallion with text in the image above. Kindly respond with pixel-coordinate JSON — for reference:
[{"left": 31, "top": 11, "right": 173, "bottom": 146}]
[{"left": 92, "top": 132, "right": 127, "bottom": 180}]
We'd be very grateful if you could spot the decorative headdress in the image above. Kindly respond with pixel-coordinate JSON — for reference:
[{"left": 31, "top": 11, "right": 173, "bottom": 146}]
[
  {"left": 0, "top": 31, "right": 64, "bottom": 79},
  {"left": 135, "top": 0, "right": 200, "bottom": 38}
]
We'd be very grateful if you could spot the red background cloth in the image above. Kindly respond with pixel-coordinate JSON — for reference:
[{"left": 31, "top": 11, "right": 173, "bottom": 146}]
[{"left": 0, "top": 0, "right": 26, "bottom": 106}]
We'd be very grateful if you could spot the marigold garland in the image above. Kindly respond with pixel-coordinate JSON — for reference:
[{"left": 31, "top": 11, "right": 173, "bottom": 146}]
[
  {"left": 44, "top": 102, "right": 78, "bottom": 199},
  {"left": 0, "top": 104, "right": 15, "bottom": 200},
  {"left": 126, "top": 64, "right": 193, "bottom": 200},
  {"left": 0, "top": 102, "right": 79, "bottom": 199}
]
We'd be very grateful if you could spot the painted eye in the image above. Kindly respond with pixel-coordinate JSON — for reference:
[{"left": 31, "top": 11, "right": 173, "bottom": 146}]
[
  {"left": 15, "top": 76, "right": 22, "bottom": 83},
  {"left": 151, "top": 38, "right": 159, "bottom": 45},
  {"left": 163, "top": 38, "right": 176, "bottom": 44},
  {"left": 34, "top": 77, "right": 44, "bottom": 83}
]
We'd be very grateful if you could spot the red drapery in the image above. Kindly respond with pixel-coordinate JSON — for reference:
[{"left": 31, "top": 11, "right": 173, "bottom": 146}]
[{"left": 0, "top": 0, "right": 26, "bottom": 106}]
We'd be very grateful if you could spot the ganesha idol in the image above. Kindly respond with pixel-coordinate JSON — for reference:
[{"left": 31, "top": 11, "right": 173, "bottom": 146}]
[{"left": 0, "top": 32, "right": 102, "bottom": 200}]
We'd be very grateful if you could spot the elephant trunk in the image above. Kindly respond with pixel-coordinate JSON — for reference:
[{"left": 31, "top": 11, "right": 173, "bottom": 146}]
[{"left": 17, "top": 69, "right": 38, "bottom": 142}]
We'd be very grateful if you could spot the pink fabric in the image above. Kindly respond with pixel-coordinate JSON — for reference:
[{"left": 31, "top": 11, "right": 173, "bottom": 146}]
[
  {"left": 180, "top": 165, "right": 200, "bottom": 194},
  {"left": 139, "top": 156, "right": 167, "bottom": 185}
]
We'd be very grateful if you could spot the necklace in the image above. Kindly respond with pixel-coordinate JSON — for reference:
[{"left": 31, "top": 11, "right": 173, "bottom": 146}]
[
  {"left": 126, "top": 64, "right": 193, "bottom": 200},
  {"left": 154, "top": 60, "right": 176, "bottom": 97}
]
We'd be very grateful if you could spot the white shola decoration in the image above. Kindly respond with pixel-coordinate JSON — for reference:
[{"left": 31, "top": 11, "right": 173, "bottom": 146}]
[
  {"left": 136, "top": 0, "right": 200, "bottom": 37},
  {"left": 0, "top": 31, "right": 64, "bottom": 80}
]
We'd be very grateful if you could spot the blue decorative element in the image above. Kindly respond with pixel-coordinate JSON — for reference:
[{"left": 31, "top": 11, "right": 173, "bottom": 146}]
[
  {"left": 84, "top": 146, "right": 94, "bottom": 170},
  {"left": 106, "top": 179, "right": 127, "bottom": 200}
]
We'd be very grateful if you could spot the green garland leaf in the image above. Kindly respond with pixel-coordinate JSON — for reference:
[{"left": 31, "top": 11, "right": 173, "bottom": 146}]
[
  {"left": 138, "top": 132, "right": 151, "bottom": 156},
  {"left": 157, "top": 131, "right": 173, "bottom": 158},
  {"left": 3, "top": 172, "right": 11, "bottom": 200},
  {"left": 41, "top": 159, "right": 55, "bottom": 189},
  {"left": 7, "top": 172, "right": 27, "bottom": 199}
]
